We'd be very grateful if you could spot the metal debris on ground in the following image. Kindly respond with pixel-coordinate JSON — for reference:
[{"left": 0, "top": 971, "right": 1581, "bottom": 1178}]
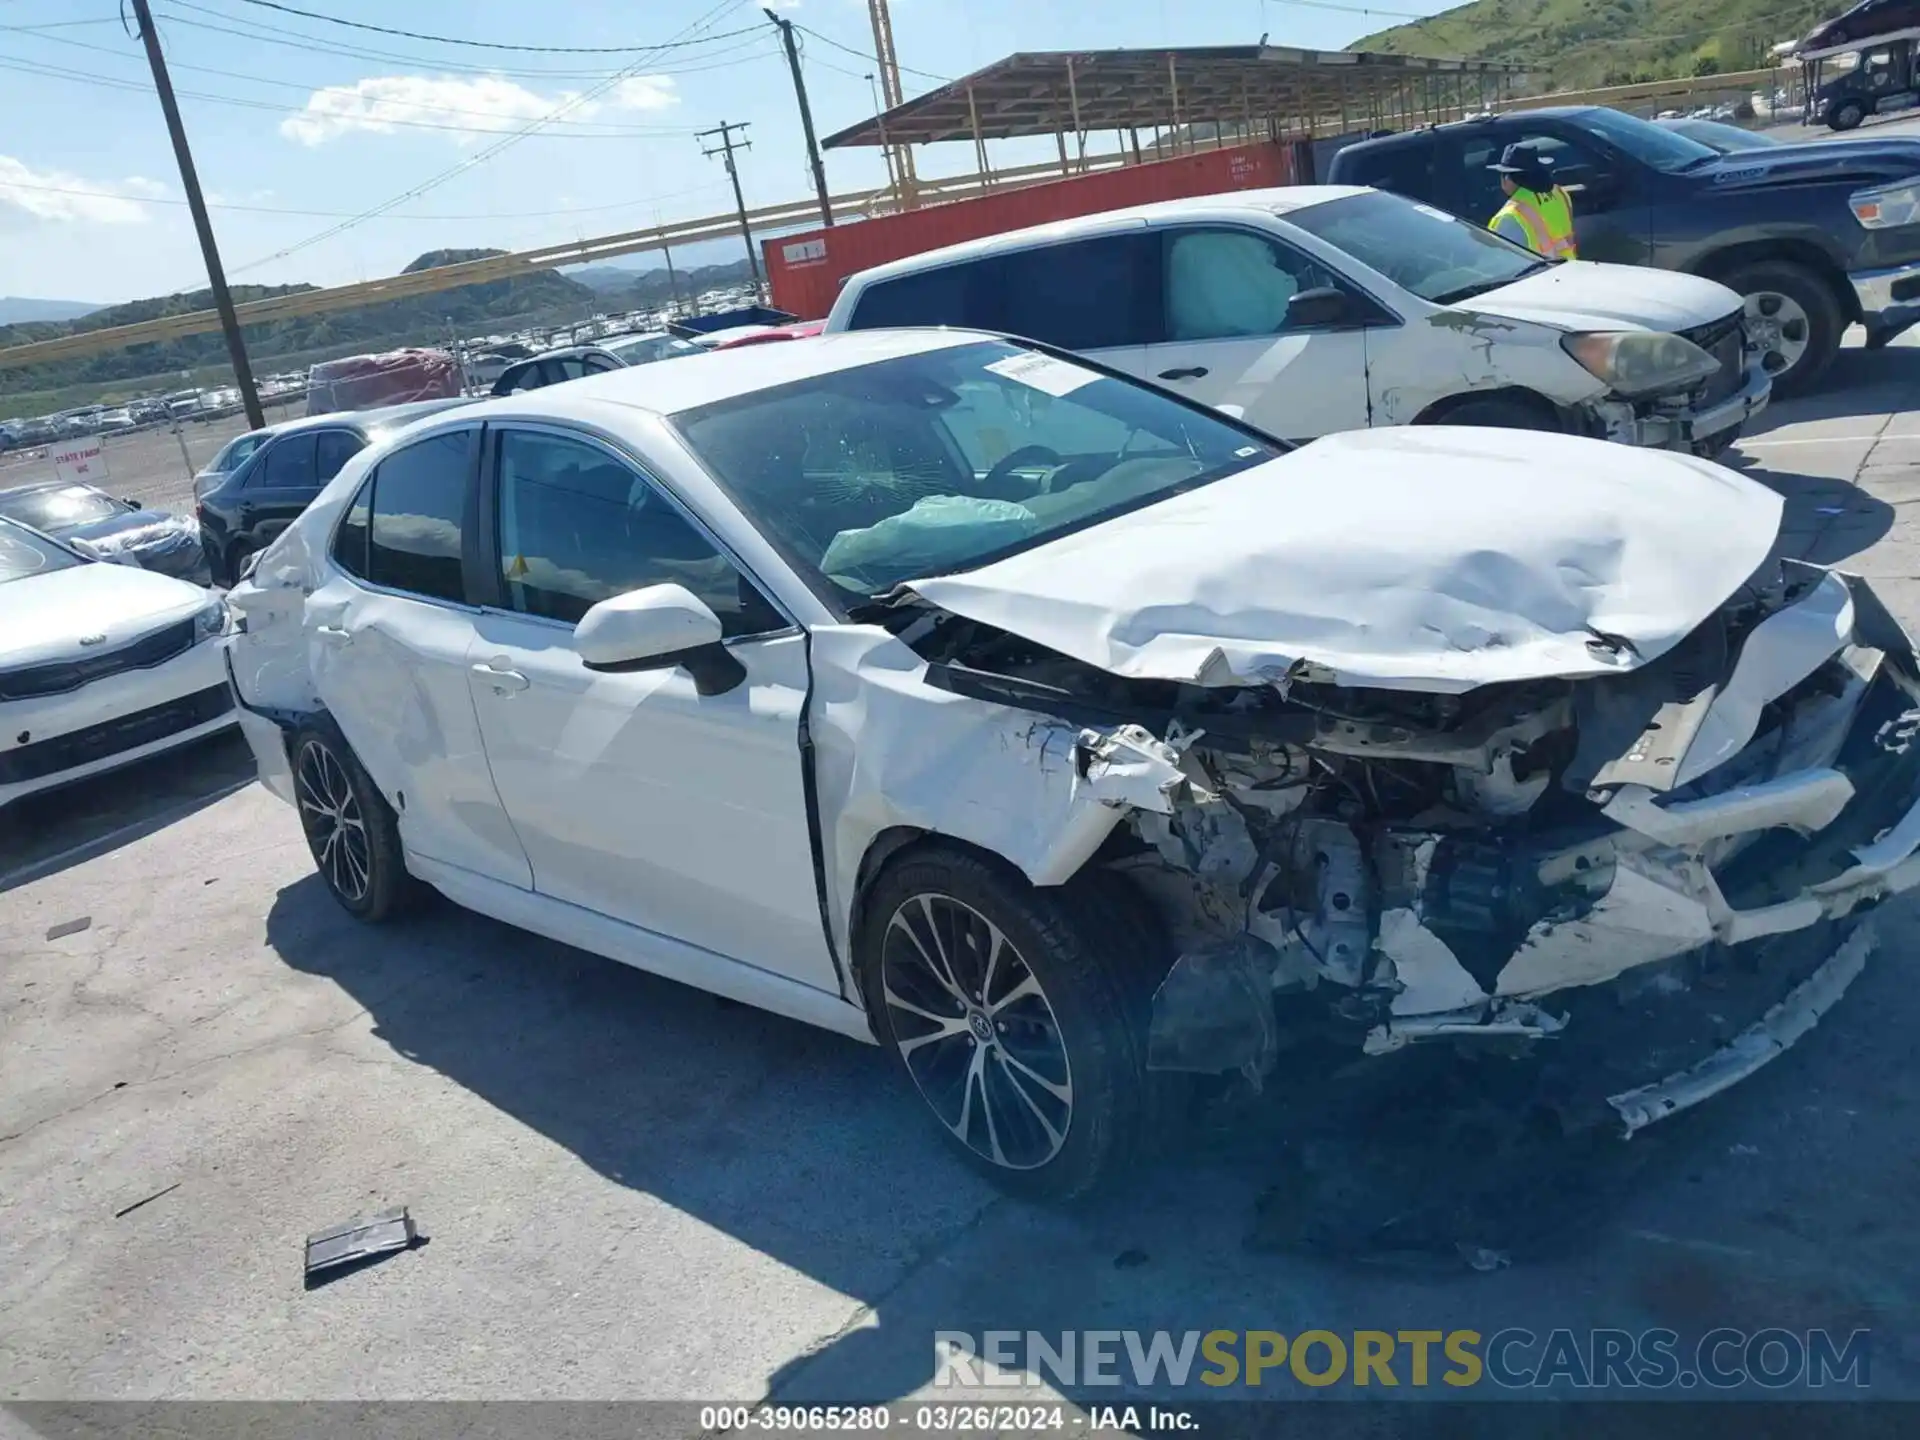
[
  {"left": 113, "top": 1182, "right": 180, "bottom": 1219},
  {"left": 303, "top": 1206, "right": 420, "bottom": 1288},
  {"left": 45, "top": 916, "right": 91, "bottom": 940}
]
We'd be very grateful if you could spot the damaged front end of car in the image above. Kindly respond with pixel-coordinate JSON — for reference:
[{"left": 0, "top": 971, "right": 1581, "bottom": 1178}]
[{"left": 884, "top": 557, "right": 1920, "bottom": 1136}]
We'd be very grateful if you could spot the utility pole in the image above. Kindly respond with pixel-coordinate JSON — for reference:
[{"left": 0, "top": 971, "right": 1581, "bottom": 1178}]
[
  {"left": 866, "top": 0, "right": 918, "bottom": 207},
  {"left": 765, "top": 9, "right": 833, "bottom": 228},
  {"left": 698, "top": 121, "right": 763, "bottom": 297},
  {"left": 130, "top": 0, "right": 265, "bottom": 431}
]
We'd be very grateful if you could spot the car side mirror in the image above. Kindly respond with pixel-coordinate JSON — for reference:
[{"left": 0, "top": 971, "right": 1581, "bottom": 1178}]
[
  {"left": 121, "top": 497, "right": 143, "bottom": 509},
  {"left": 1283, "top": 286, "right": 1351, "bottom": 329},
  {"left": 574, "top": 583, "right": 745, "bottom": 695}
]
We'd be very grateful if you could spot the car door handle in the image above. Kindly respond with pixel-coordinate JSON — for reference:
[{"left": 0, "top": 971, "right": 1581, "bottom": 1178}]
[
  {"left": 471, "top": 661, "right": 529, "bottom": 694},
  {"left": 315, "top": 624, "right": 351, "bottom": 646},
  {"left": 1157, "top": 366, "right": 1209, "bottom": 380}
]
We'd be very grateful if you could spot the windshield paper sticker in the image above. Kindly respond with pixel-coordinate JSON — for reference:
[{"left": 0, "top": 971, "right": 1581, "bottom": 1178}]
[{"left": 985, "top": 352, "right": 1100, "bottom": 397}]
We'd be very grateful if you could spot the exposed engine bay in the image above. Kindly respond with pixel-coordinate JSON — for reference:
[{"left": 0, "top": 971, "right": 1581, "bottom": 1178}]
[{"left": 887, "top": 557, "right": 1920, "bottom": 1133}]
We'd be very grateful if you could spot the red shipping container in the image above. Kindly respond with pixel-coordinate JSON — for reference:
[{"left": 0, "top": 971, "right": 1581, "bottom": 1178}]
[{"left": 765, "top": 141, "right": 1294, "bottom": 320}]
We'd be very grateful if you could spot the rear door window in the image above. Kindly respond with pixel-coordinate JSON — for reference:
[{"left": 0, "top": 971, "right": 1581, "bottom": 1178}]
[
  {"left": 256, "top": 433, "right": 318, "bottom": 489},
  {"left": 845, "top": 231, "right": 1160, "bottom": 351},
  {"left": 1162, "top": 228, "right": 1344, "bottom": 339},
  {"left": 365, "top": 429, "right": 475, "bottom": 604},
  {"left": 498, "top": 362, "right": 545, "bottom": 394},
  {"left": 988, "top": 233, "right": 1160, "bottom": 351},
  {"left": 314, "top": 429, "right": 366, "bottom": 482},
  {"left": 1333, "top": 137, "right": 1436, "bottom": 201},
  {"left": 847, "top": 262, "right": 984, "bottom": 330}
]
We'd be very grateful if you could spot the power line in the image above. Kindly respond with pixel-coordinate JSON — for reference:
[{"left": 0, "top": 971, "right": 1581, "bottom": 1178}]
[
  {"left": 1265, "top": 0, "right": 1433, "bottom": 20},
  {"left": 788, "top": 21, "right": 951, "bottom": 84},
  {"left": 155, "top": 0, "right": 765, "bottom": 80},
  {"left": 0, "top": 22, "right": 769, "bottom": 127},
  {"left": 4, "top": 14, "right": 128, "bottom": 29},
  {"left": 0, "top": 173, "right": 731, "bottom": 220},
  {"left": 0, "top": 53, "right": 706, "bottom": 136},
  {"left": 226, "top": 0, "right": 759, "bottom": 54},
  {"left": 222, "top": 0, "right": 752, "bottom": 277}
]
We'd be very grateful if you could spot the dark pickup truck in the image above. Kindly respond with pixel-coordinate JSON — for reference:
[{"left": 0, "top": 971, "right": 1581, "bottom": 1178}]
[{"left": 1326, "top": 104, "right": 1920, "bottom": 393}]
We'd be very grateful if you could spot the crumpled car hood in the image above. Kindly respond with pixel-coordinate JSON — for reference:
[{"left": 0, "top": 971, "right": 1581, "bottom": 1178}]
[
  {"left": 1462, "top": 261, "right": 1742, "bottom": 333},
  {"left": 903, "top": 427, "right": 1784, "bottom": 694}
]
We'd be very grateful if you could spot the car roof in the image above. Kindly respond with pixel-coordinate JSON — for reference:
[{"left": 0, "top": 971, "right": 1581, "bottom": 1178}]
[
  {"left": 459, "top": 328, "right": 987, "bottom": 424},
  {"left": 270, "top": 396, "right": 476, "bottom": 437},
  {"left": 839, "top": 186, "right": 1374, "bottom": 289},
  {"left": 509, "top": 346, "right": 609, "bottom": 362},
  {"left": 1337, "top": 106, "right": 1599, "bottom": 154}
]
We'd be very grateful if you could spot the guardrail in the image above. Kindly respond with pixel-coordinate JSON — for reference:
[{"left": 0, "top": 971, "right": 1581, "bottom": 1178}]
[{"left": 0, "top": 153, "right": 1134, "bottom": 373}]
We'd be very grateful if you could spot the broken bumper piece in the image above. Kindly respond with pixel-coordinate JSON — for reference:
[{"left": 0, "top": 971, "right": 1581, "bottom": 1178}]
[
  {"left": 1142, "top": 568, "right": 1920, "bottom": 1135},
  {"left": 1605, "top": 923, "right": 1873, "bottom": 1136},
  {"left": 1587, "top": 361, "right": 1770, "bottom": 450},
  {"left": 1357, "top": 664, "right": 1920, "bottom": 1057}
]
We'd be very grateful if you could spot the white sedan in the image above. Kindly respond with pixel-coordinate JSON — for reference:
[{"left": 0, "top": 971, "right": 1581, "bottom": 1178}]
[
  {"left": 825, "top": 186, "right": 1771, "bottom": 455},
  {"left": 0, "top": 517, "right": 232, "bottom": 808},
  {"left": 226, "top": 331, "right": 1920, "bottom": 1197}
]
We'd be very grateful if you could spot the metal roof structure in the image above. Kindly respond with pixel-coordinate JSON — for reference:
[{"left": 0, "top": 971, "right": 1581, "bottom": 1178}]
[{"left": 821, "top": 45, "right": 1530, "bottom": 149}]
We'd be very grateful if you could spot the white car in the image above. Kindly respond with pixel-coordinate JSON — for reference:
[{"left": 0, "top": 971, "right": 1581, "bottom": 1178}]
[
  {"left": 824, "top": 186, "right": 1769, "bottom": 455},
  {"left": 226, "top": 332, "right": 1917, "bottom": 1198},
  {"left": 0, "top": 517, "right": 232, "bottom": 808}
]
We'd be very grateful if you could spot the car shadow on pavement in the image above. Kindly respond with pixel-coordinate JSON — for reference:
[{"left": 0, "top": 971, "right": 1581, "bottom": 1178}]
[
  {"left": 1734, "top": 461, "right": 1895, "bottom": 568},
  {"left": 0, "top": 730, "right": 254, "bottom": 895},
  {"left": 261, "top": 874, "right": 1778, "bottom": 1408},
  {"left": 1747, "top": 344, "right": 1920, "bottom": 436}
]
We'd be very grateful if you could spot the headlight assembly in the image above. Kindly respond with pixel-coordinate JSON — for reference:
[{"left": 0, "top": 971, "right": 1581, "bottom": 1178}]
[
  {"left": 192, "top": 598, "right": 229, "bottom": 643},
  {"left": 1850, "top": 179, "right": 1920, "bottom": 230},
  {"left": 1561, "top": 330, "right": 1723, "bottom": 398}
]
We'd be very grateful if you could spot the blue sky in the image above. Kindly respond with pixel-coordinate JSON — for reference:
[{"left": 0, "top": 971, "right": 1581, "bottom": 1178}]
[{"left": 0, "top": 0, "right": 1463, "bottom": 304}]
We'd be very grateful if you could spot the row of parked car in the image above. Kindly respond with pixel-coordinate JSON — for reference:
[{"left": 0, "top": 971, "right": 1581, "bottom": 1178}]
[{"left": 10, "top": 108, "right": 1920, "bottom": 1197}]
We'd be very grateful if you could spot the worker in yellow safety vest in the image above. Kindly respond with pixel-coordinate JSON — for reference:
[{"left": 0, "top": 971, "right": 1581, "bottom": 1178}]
[{"left": 1487, "top": 143, "right": 1578, "bottom": 261}]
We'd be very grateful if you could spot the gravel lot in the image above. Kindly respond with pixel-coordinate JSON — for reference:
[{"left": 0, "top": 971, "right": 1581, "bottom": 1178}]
[
  {"left": 3, "top": 335, "right": 1919, "bottom": 1414},
  {"left": 0, "top": 402, "right": 304, "bottom": 520}
]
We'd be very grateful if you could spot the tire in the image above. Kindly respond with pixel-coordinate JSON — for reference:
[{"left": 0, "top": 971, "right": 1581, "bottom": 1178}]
[
  {"left": 1722, "top": 259, "right": 1844, "bottom": 397},
  {"left": 291, "top": 722, "right": 417, "bottom": 922},
  {"left": 1829, "top": 100, "right": 1865, "bottom": 132},
  {"left": 1693, "top": 424, "right": 1742, "bottom": 460},
  {"left": 857, "top": 846, "right": 1169, "bottom": 1201},
  {"left": 221, "top": 540, "right": 259, "bottom": 588},
  {"left": 1427, "top": 396, "right": 1561, "bottom": 432}
]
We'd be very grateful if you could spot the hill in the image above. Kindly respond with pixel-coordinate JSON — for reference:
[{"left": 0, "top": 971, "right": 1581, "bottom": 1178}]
[
  {"left": 0, "top": 296, "right": 99, "bottom": 325},
  {"left": 0, "top": 248, "right": 597, "bottom": 405},
  {"left": 1350, "top": 0, "right": 1836, "bottom": 91},
  {"left": 565, "top": 257, "right": 758, "bottom": 307}
]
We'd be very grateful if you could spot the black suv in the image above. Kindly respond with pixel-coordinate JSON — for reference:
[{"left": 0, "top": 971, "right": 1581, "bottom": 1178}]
[
  {"left": 194, "top": 399, "right": 472, "bottom": 585},
  {"left": 1326, "top": 105, "right": 1920, "bottom": 392}
]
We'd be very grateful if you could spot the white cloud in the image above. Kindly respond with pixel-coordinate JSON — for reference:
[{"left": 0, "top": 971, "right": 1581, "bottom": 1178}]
[
  {"left": 607, "top": 75, "right": 678, "bottom": 112},
  {"left": 0, "top": 155, "right": 156, "bottom": 224},
  {"left": 279, "top": 72, "right": 680, "bottom": 147}
]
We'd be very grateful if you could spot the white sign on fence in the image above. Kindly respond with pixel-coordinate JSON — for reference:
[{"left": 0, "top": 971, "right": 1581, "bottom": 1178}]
[{"left": 52, "top": 440, "right": 108, "bottom": 485}]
